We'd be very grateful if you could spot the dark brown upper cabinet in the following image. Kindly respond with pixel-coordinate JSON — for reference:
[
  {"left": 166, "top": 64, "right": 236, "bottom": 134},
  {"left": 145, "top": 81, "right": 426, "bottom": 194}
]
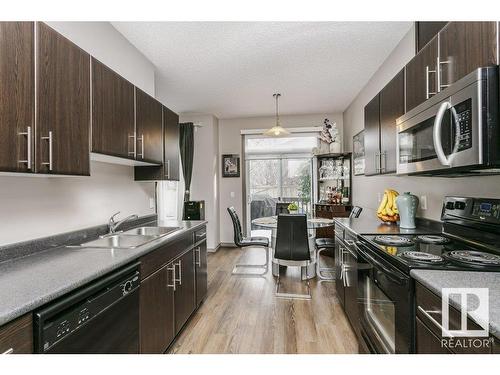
[
  {"left": 36, "top": 23, "right": 90, "bottom": 176},
  {"left": 415, "top": 22, "right": 448, "bottom": 53},
  {"left": 134, "top": 105, "right": 180, "bottom": 181},
  {"left": 438, "top": 22, "right": 497, "bottom": 91},
  {"left": 379, "top": 69, "right": 405, "bottom": 174},
  {"left": 363, "top": 94, "right": 380, "bottom": 176},
  {"left": 135, "top": 88, "right": 163, "bottom": 164},
  {"left": 91, "top": 58, "right": 135, "bottom": 159},
  {"left": 0, "top": 22, "right": 34, "bottom": 173},
  {"left": 405, "top": 36, "right": 438, "bottom": 112}
]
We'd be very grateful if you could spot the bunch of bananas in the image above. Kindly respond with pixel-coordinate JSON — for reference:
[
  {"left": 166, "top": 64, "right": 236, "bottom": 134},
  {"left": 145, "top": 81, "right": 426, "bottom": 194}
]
[{"left": 377, "top": 189, "right": 400, "bottom": 223}]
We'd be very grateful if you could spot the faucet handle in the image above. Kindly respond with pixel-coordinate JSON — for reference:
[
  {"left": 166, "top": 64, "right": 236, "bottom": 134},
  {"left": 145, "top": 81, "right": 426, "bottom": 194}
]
[{"left": 109, "top": 211, "right": 121, "bottom": 224}]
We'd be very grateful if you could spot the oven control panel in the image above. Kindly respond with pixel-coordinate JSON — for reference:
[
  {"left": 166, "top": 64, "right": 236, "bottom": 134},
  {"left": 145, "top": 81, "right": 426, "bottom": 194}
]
[{"left": 443, "top": 196, "right": 500, "bottom": 224}]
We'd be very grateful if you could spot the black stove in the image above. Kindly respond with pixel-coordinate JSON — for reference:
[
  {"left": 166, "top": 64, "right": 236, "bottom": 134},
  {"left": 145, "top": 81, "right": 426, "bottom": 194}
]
[{"left": 355, "top": 196, "right": 500, "bottom": 354}]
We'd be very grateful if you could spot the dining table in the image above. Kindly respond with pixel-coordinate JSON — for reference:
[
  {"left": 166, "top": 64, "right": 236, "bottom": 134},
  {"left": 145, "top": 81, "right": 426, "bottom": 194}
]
[{"left": 251, "top": 215, "right": 336, "bottom": 279}]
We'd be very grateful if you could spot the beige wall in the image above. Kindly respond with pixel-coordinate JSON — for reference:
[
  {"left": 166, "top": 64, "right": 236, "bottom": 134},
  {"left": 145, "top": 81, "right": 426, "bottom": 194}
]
[
  {"left": 218, "top": 113, "right": 343, "bottom": 244},
  {"left": 343, "top": 25, "right": 500, "bottom": 221},
  {"left": 178, "top": 114, "right": 221, "bottom": 250},
  {"left": 0, "top": 22, "right": 157, "bottom": 246}
]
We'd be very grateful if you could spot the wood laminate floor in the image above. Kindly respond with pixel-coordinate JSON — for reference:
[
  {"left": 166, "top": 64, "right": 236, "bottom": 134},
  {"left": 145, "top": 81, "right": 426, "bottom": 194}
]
[{"left": 168, "top": 246, "right": 358, "bottom": 354}]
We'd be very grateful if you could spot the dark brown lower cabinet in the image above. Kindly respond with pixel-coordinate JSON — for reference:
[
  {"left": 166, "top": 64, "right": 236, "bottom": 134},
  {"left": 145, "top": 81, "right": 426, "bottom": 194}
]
[
  {"left": 0, "top": 313, "right": 33, "bottom": 354},
  {"left": 174, "top": 249, "right": 197, "bottom": 333},
  {"left": 195, "top": 240, "right": 208, "bottom": 306},
  {"left": 139, "top": 265, "right": 175, "bottom": 354},
  {"left": 416, "top": 317, "right": 452, "bottom": 354},
  {"left": 334, "top": 234, "right": 345, "bottom": 308},
  {"left": 343, "top": 247, "right": 359, "bottom": 337}
]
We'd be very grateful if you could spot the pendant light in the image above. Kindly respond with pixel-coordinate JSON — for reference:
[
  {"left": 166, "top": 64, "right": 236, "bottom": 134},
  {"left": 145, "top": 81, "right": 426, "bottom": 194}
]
[{"left": 263, "top": 93, "right": 290, "bottom": 137}]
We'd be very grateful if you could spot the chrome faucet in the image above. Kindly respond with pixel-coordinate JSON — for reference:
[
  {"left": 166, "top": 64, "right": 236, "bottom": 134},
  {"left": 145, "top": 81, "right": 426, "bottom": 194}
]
[{"left": 108, "top": 212, "right": 139, "bottom": 234}]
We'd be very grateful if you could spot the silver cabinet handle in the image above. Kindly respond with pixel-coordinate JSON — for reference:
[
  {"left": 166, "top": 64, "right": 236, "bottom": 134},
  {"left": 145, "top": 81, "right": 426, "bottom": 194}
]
[
  {"left": 437, "top": 56, "right": 451, "bottom": 92},
  {"left": 2, "top": 348, "right": 14, "bottom": 354},
  {"left": 167, "top": 263, "right": 176, "bottom": 291},
  {"left": 166, "top": 159, "right": 170, "bottom": 179},
  {"left": 136, "top": 134, "right": 144, "bottom": 159},
  {"left": 425, "top": 65, "right": 437, "bottom": 99},
  {"left": 175, "top": 260, "right": 182, "bottom": 285},
  {"left": 195, "top": 247, "right": 201, "bottom": 267},
  {"left": 41, "top": 131, "right": 53, "bottom": 171},
  {"left": 417, "top": 305, "right": 455, "bottom": 337},
  {"left": 128, "top": 133, "right": 136, "bottom": 158},
  {"left": 18, "top": 126, "right": 32, "bottom": 170}
]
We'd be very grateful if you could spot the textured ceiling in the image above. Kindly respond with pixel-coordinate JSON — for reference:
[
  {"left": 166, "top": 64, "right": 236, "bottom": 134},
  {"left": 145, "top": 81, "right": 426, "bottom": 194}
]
[{"left": 112, "top": 22, "right": 412, "bottom": 118}]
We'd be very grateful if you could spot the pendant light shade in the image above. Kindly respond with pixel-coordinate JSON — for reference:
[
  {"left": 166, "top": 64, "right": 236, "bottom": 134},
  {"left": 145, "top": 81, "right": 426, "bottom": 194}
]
[{"left": 263, "top": 93, "right": 290, "bottom": 137}]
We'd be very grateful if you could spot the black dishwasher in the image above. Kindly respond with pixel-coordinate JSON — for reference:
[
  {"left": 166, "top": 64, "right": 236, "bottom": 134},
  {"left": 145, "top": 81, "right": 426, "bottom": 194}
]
[{"left": 34, "top": 262, "right": 140, "bottom": 354}]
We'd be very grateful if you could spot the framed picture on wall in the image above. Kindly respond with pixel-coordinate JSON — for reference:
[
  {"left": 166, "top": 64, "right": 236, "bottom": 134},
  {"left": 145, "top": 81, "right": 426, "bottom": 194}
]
[
  {"left": 353, "top": 130, "right": 365, "bottom": 176},
  {"left": 222, "top": 154, "right": 240, "bottom": 177}
]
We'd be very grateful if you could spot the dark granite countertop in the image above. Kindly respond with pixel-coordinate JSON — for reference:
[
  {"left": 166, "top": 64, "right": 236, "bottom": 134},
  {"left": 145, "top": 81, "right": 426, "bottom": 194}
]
[
  {"left": 334, "top": 214, "right": 442, "bottom": 236},
  {"left": 0, "top": 219, "right": 206, "bottom": 326},
  {"left": 411, "top": 269, "right": 500, "bottom": 340}
]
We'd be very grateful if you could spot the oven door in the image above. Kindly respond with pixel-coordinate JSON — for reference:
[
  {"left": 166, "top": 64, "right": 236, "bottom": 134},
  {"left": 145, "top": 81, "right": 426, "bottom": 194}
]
[
  {"left": 397, "top": 81, "right": 481, "bottom": 175},
  {"left": 356, "top": 241, "right": 412, "bottom": 354}
]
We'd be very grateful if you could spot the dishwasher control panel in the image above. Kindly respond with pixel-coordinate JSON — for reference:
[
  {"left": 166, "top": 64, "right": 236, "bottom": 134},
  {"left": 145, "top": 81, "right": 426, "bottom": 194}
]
[{"left": 34, "top": 266, "right": 140, "bottom": 353}]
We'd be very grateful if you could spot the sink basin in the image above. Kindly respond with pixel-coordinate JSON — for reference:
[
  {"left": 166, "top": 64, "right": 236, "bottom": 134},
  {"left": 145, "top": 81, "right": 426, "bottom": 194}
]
[
  {"left": 124, "top": 226, "right": 181, "bottom": 237},
  {"left": 80, "top": 234, "right": 158, "bottom": 249}
]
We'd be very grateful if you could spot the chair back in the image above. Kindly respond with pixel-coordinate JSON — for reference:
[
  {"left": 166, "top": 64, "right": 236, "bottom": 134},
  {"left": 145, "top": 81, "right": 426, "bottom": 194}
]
[
  {"left": 274, "top": 214, "right": 310, "bottom": 262},
  {"left": 227, "top": 207, "right": 244, "bottom": 246},
  {"left": 350, "top": 206, "right": 363, "bottom": 218},
  {"left": 275, "top": 202, "right": 290, "bottom": 215}
]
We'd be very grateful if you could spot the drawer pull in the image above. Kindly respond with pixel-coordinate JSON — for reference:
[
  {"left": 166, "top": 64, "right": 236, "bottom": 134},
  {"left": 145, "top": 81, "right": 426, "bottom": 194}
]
[
  {"left": 2, "top": 348, "right": 14, "bottom": 354},
  {"left": 417, "top": 305, "right": 454, "bottom": 338}
]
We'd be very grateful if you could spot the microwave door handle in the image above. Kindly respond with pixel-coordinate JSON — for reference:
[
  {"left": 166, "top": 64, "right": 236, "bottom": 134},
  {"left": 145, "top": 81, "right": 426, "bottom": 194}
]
[{"left": 433, "top": 101, "right": 452, "bottom": 166}]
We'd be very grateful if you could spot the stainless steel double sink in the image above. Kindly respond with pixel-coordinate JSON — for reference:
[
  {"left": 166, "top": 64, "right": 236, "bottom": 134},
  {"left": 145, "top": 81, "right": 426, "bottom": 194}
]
[{"left": 77, "top": 226, "right": 181, "bottom": 249}]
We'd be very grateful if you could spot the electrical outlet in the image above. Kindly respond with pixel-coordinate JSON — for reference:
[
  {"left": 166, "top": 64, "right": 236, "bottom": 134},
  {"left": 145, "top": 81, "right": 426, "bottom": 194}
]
[
  {"left": 420, "top": 195, "right": 427, "bottom": 210},
  {"left": 377, "top": 192, "right": 382, "bottom": 203},
  {"left": 149, "top": 197, "right": 155, "bottom": 209},
  {"left": 230, "top": 191, "right": 235, "bottom": 198}
]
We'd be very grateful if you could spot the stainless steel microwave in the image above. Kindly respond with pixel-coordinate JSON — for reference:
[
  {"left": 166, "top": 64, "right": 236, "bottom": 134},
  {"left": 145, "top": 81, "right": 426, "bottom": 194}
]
[{"left": 396, "top": 66, "right": 500, "bottom": 176}]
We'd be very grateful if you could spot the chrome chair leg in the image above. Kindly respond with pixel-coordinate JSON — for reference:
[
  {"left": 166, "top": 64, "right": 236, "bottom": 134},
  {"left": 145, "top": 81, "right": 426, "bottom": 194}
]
[
  {"left": 232, "top": 246, "right": 269, "bottom": 276},
  {"left": 316, "top": 247, "right": 335, "bottom": 281},
  {"left": 275, "top": 265, "right": 312, "bottom": 300}
]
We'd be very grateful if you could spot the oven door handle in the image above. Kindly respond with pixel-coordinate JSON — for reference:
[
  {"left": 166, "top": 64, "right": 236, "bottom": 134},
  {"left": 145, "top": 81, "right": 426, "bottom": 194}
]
[
  {"left": 433, "top": 101, "right": 452, "bottom": 166},
  {"left": 355, "top": 242, "right": 407, "bottom": 285}
]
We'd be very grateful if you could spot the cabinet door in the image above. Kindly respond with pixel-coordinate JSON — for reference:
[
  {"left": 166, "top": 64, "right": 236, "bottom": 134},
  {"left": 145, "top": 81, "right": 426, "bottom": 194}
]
[
  {"left": 174, "top": 249, "right": 196, "bottom": 333},
  {"left": 195, "top": 240, "right": 208, "bottom": 306},
  {"left": 344, "top": 249, "right": 359, "bottom": 337},
  {"left": 415, "top": 22, "right": 448, "bottom": 53},
  {"left": 164, "top": 106, "right": 180, "bottom": 180},
  {"left": 0, "top": 22, "right": 34, "bottom": 173},
  {"left": 140, "top": 265, "right": 175, "bottom": 353},
  {"left": 91, "top": 58, "right": 135, "bottom": 159},
  {"left": 379, "top": 69, "right": 404, "bottom": 174},
  {"left": 363, "top": 94, "right": 380, "bottom": 176},
  {"left": 36, "top": 23, "right": 90, "bottom": 175},
  {"left": 135, "top": 88, "right": 163, "bottom": 164},
  {"left": 0, "top": 314, "right": 33, "bottom": 354},
  {"left": 439, "top": 22, "right": 497, "bottom": 90},
  {"left": 334, "top": 236, "right": 345, "bottom": 307},
  {"left": 405, "top": 37, "right": 438, "bottom": 112}
]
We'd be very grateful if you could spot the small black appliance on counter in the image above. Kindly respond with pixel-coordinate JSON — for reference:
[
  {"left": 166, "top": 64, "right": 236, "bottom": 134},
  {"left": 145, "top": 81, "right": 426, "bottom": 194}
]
[{"left": 183, "top": 200, "right": 205, "bottom": 220}]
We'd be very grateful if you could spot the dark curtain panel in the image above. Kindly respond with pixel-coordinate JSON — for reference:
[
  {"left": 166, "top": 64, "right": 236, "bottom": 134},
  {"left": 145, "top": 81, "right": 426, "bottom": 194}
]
[{"left": 179, "top": 122, "right": 194, "bottom": 202}]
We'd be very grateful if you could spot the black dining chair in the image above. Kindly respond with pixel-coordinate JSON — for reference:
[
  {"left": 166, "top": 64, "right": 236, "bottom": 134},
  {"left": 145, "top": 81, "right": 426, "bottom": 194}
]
[
  {"left": 315, "top": 206, "right": 363, "bottom": 280},
  {"left": 275, "top": 202, "right": 290, "bottom": 215},
  {"left": 273, "top": 214, "right": 312, "bottom": 299},
  {"left": 227, "top": 207, "right": 270, "bottom": 275}
]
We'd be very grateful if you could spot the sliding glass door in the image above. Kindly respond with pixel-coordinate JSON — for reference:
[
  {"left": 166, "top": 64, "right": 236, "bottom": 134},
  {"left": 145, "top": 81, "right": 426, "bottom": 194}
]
[{"left": 244, "top": 134, "right": 317, "bottom": 236}]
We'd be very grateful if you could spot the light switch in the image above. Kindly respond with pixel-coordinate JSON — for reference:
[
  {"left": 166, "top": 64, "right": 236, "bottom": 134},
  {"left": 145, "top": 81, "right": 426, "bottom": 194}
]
[
  {"left": 420, "top": 195, "right": 427, "bottom": 210},
  {"left": 149, "top": 197, "right": 155, "bottom": 209}
]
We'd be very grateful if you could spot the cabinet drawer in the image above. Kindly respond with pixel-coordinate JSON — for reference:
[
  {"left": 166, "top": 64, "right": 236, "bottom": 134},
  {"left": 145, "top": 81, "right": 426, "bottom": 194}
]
[
  {"left": 194, "top": 226, "right": 207, "bottom": 243},
  {"left": 415, "top": 282, "right": 490, "bottom": 354},
  {"left": 416, "top": 316, "right": 452, "bottom": 354},
  {"left": 0, "top": 314, "right": 33, "bottom": 354},
  {"left": 140, "top": 233, "right": 193, "bottom": 280}
]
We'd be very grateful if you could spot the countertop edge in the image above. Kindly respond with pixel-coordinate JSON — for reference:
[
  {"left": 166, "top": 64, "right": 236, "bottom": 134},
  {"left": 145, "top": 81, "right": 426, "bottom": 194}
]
[{"left": 0, "top": 220, "right": 208, "bottom": 327}]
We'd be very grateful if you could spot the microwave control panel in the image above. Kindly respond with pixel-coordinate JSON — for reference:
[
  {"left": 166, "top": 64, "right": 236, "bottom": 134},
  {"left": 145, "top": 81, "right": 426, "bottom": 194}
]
[{"left": 453, "top": 99, "right": 472, "bottom": 152}]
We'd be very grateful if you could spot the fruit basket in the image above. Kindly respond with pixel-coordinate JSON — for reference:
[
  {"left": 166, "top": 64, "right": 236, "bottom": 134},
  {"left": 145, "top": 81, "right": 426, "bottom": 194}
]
[{"left": 377, "top": 189, "right": 400, "bottom": 224}]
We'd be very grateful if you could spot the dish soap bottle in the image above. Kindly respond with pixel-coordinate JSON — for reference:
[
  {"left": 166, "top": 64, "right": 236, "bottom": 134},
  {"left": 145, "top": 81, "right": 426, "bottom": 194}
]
[{"left": 396, "top": 192, "right": 419, "bottom": 229}]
